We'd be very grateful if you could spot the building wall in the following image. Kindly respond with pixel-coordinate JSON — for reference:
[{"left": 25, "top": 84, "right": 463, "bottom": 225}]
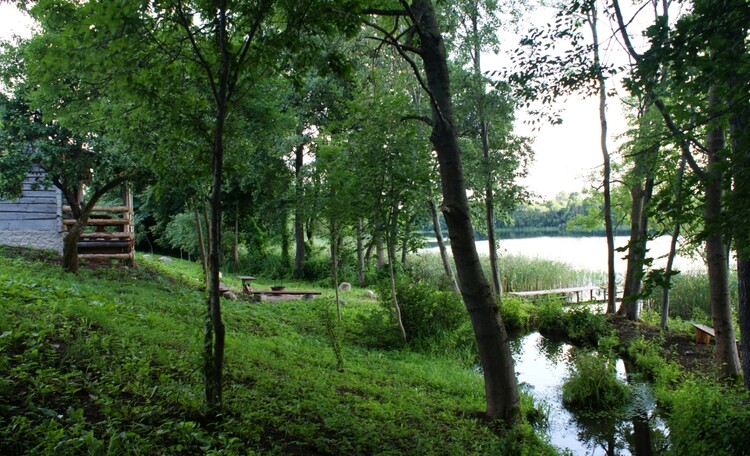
[{"left": 0, "top": 170, "right": 64, "bottom": 253}]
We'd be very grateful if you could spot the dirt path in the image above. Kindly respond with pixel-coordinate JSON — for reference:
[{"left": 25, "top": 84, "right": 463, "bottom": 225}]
[{"left": 609, "top": 315, "right": 718, "bottom": 376}]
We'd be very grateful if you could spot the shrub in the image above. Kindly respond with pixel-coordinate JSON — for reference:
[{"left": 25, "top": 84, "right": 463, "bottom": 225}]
[
  {"left": 535, "top": 297, "right": 566, "bottom": 335},
  {"left": 565, "top": 305, "right": 610, "bottom": 345},
  {"left": 562, "top": 352, "right": 631, "bottom": 411},
  {"left": 499, "top": 296, "right": 533, "bottom": 332},
  {"left": 371, "top": 277, "right": 470, "bottom": 353},
  {"left": 664, "top": 382, "right": 750, "bottom": 456}
]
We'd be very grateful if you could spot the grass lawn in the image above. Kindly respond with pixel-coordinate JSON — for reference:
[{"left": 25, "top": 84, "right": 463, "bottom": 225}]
[{"left": 0, "top": 248, "right": 555, "bottom": 455}]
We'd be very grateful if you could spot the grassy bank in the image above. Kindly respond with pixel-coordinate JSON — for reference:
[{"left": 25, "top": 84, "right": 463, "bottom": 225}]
[{"left": 0, "top": 248, "right": 555, "bottom": 455}]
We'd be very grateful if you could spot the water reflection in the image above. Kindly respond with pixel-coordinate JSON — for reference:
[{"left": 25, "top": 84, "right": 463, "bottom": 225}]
[{"left": 512, "top": 332, "right": 666, "bottom": 455}]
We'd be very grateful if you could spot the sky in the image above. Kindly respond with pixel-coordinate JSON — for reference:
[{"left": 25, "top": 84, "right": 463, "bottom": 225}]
[{"left": 0, "top": 3, "right": 630, "bottom": 201}]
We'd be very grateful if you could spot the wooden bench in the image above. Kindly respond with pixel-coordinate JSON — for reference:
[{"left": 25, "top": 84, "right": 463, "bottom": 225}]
[
  {"left": 691, "top": 322, "right": 715, "bottom": 344},
  {"left": 245, "top": 290, "right": 322, "bottom": 302}
]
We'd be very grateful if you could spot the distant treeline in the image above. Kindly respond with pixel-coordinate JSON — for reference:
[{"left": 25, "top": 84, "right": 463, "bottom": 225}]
[
  {"left": 496, "top": 191, "right": 629, "bottom": 237},
  {"left": 420, "top": 191, "right": 630, "bottom": 239}
]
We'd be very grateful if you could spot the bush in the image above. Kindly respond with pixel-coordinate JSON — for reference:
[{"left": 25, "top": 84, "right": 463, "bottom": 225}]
[
  {"left": 565, "top": 306, "right": 610, "bottom": 345},
  {"left": 499, "top": 296, "right": 533, "bottom": 332},
  {"left": 664, "top": 382, "right": 750, "bottom": 456},
  {"left": 535, "top": 298, "right": 566, "bottom": 335},
  {"left": 373, "top": 277, "right": 470, "bottom": 353},
  {"left": 562, "top": 352, "right": 631, "bottom": 411}
]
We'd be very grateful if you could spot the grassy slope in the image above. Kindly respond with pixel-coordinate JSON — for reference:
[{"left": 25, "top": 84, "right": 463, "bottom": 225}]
[{"left": 0, "top": 249, "right": 555, "bottom": 455}]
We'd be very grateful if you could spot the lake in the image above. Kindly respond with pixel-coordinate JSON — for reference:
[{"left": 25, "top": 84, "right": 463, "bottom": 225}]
[
  {"left": 512, "top": 331, "right": 664, "bottom": 455},
  {"left": 425, "top": 236, "right": 705, "bottom": 274}
]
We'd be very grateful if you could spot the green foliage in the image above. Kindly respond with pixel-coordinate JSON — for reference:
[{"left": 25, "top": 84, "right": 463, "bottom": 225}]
[
  {"left": 535, "top": 298, "right": 567, "bottom": 335},
  {"left": 562, "top": 352, "right": 631, "bottom": 411},
  {"left": 1, "top": 249, "right": 561, "bottom": 455},
  {"left": 663, "top": 382, "right": 750, "bottom": 456},
  {"left": 375, "top": 278, "right": 471, "bottom": 355},
  {"left": 564, "top": 306, "right": 610, "bottom": 345},
  {"left": 499, "top": 296, "right": 534, "bottom": 332},
  {"left": 626, "top": 336, "right": 682, "bottom": 388}
]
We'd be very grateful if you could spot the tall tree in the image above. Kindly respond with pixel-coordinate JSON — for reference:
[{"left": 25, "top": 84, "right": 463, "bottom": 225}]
[
  {"left": 612, "top": 0, "right": 745, "bottom": 380},
  {"left": 364, "top": 0, "right": 521, "bottom": 422}
]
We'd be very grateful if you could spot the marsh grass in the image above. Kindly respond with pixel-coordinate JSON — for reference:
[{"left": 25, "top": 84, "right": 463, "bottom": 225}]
[
  {"left": 411, "top": 252, "right": 605, "bottom": 292},
  {"left": 562, "top": 352, "right": 631, "bottom": 411}
]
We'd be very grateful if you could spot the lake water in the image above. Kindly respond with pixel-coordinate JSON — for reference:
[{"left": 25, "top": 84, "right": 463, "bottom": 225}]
[
  {"left": 426, "top": 236, "right": 705, "bottom": 274},
  {"left": 511, "top": 331, "right": 664, "bottom": 455}
]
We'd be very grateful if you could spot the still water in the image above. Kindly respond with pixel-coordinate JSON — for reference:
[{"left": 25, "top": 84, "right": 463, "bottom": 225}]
[
  {"left": 427, "top": 236, "right": 705, "bottom": 274},
  {"left": 511, "top": 331, "right": 664, "bottom": 455}
]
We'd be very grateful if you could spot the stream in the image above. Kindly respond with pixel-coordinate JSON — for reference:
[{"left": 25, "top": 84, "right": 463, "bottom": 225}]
[{"left": 510, "top": 331, "right": 667, "bottom": 455}]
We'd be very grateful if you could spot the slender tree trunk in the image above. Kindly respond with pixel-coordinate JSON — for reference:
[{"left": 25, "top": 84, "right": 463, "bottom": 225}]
[
  {"left": 294, "top": 141, "right": 306, "bottom": 278},
  {"left": 468, "top": 6, "right": 501, "bottom": 296},
  {"left": 588, "top": 6, "right": 616, "bottom": 314},
  {"left": 429, "top": 199, "right": 459, "bottom": 292},
  {"left": 704, "top": 85, "right": 741, "bottom": 380},
  {"left": 331, "top": 220, "right": 342, "bottom": 321},
  {"left": 280, "top": 207, "right": 290, "bottom": 268},
  {"left": 203, "top": 2, "right": 231, "bottom": 412},
  {"left": 661, "top": 155, "right": 686, "bottom": 329},
  {"left": 376, "top": 233, "right": 385, "bottom": 269},
  {"left": 233, "top": 203, "right": 239, "bottom": 268},
  {"left": 412, "top": 0, "right": 519, "bottom": 423},
  {"left": 356, "top": 219, "right": 366, "bottom": 286},
  {"left": 195, "top": 206, "right": 208, "bottom": 279},
  {"left": 388, "top": 246, "right": 407, "bottom": 342},
  {"left": 400, "top": 217, "right": 411, "bottom": 269}
]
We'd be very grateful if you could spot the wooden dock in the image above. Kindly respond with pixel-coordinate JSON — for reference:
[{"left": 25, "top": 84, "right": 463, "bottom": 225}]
[{"left": 508, "top": 286, "right": 604, "bottom": 303}]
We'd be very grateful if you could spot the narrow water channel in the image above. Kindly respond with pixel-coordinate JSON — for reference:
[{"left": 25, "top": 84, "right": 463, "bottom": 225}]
[{"left": 510, "top": 332, "right": 666, "bottom": 455}]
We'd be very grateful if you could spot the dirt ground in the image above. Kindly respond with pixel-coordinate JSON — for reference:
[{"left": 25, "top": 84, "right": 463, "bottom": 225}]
[{"left": 608, "top": 314, "right": 719, "bottom": 376}]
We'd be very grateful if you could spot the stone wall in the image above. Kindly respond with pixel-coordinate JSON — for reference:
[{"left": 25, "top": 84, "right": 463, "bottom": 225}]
[{"left": 1, "top": 230, "right": 65, "bottom": 254}]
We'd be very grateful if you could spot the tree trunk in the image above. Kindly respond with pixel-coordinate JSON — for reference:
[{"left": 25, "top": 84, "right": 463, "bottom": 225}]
[
  {"left": 738, "top": 258, "right": 750, "bottom": 390},
  {"left": 724, "top": 9, "right": 750, "bottom": 387},
  {"left": 280, "top": 207, "right": 290, "bottom": 268},
  {"left": 429, "top": 199, "right": 459, "bottom": 292},
  {"left": 400, "top": 217, "right": 410, "bottom": 269},
  {"left": 387, "top": 239, "right": 407, "bottom": 342},
  {"left": 63, "top": 218, "right": 85, "bottom": 273},
  {"left": 620, "top": 177, "right": 653, "bottom": 320},
  {"left": 232, "top": 203, "right": 239, "bottom": 268},
  {"left": 294, "top": 141, "right": 306, "bottom": 278},
  {"left": 376, "top": 233, "right": 385, "bottom": 270},
  {"left": 356, "top": 219, "right": 366, "bottom": 286},
  {"left": 61, "top": 178, "right": 126, "bottom": 273},
  {"left": 704, "top": 85, "right": 741, "bottom": 380},
  {"left": 203, "top": 2, "right": 230, "bottom": 412},
  {"left": 412, "top": 0, "right": 519, "bottom": 423},
  {"left": 588, "top": 6, "right": 616, "bottom": 314},
  {"left": 661, "top": 155, "right": 686, "bottom": 330},
  {"left": 469, "top": 6, "right": 501, "bottom": 296},
  {"left": 331, "top": 221, "right": 342, "bottom": 321},
  {"left": 195, "top": 206, "right": 208, "bottom": 280}
]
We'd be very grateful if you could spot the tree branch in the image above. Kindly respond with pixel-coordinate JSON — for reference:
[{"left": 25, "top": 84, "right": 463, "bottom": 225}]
[
  {"left": 401, "top": 114, "right": 431, "bottom": 125},
  {"left": 174, "top": 0, "right": 218, "bottom": 103}
]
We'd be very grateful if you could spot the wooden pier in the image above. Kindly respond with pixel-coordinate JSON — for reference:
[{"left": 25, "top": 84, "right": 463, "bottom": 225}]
[{"left": 508, "top": 286, "right": 604, "bottom": 303}]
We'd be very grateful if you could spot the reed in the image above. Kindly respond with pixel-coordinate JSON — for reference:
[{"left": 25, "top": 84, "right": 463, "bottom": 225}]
[{"left": 410, "top": 252, "right": 606, "bottom": 292}]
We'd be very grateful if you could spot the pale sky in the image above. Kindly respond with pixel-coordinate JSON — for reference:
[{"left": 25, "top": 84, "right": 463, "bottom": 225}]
[{"left": 0, "top": 3, "right": 629, "bottom": 201}]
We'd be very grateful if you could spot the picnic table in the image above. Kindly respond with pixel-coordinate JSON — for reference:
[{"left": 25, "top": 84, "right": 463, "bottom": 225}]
[
  {"left": 245, "top": 289, "right": 322, "bottom": 302},
  {"left": 237, "top": 276, "right": 256, "bottom": 293}
]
